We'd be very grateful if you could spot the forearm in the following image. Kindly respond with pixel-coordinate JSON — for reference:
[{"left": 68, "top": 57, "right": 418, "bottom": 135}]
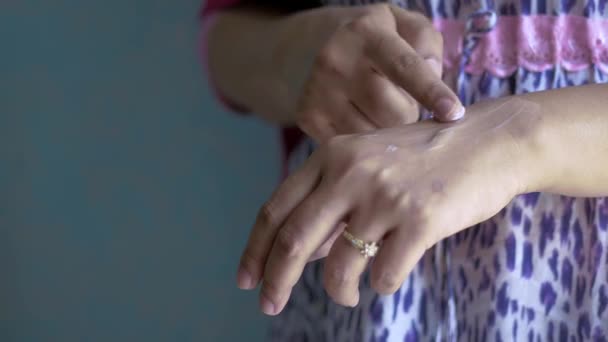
[
  {"left": 208, "top": 7, "right": 329, "bottom": 124},
  {"left": 521, "top": 84, "right": 608, "bottom": 197},
  {"left": 208, "top": 7, "right": 289, "bottom": 122}
]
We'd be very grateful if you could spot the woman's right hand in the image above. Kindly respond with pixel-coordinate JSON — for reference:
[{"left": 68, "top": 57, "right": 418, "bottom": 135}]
[{"left": 274, "top": 3, "right": 465, "bottom": 142}]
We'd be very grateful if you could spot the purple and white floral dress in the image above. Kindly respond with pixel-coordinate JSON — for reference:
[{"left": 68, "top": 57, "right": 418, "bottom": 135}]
[{"left": 271, "top": 0, "right": 608, "bottom": 341}]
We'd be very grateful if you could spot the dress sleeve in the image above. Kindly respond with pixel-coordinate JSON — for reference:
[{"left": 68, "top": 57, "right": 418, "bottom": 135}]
[{"left": 200, "top": 0, "right": 249, "bottom": 112}]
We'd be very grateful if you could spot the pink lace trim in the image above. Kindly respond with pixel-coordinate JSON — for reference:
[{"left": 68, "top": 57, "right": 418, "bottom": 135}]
[{"left": 435, "top": 15, "right": 608, "bottom": 77}]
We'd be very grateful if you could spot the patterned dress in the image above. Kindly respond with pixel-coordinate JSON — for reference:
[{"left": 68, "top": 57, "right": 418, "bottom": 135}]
[{"left": 268, "top": 0, "right": 608, "bottom": 341}]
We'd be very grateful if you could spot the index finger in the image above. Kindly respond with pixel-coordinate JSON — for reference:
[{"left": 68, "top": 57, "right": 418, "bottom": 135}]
[
  {"left": 366, "top": 31, "right": 465, "bottom": 121},
  {"left": 236, "top": 152, "right": 322, "bottom": 290}
]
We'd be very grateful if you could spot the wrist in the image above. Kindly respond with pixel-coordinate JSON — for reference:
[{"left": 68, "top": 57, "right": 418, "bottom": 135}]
[
  {"left": 515, "top": 91, "right": 583, "bottom": 195},
  {"left": 466, "top": 97, "right": 550, "bottom": 196},
  {"left": 497, "top": 97, "right": 555, "bottom": 195}
]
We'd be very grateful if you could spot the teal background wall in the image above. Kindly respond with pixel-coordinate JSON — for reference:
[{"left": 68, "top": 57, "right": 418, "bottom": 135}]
[{"left": 0, "top": 1, "right": 276, "bottom": 341}]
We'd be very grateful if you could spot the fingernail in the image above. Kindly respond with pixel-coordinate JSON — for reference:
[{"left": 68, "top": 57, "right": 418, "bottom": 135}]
[
  {"left": 237, "top": 267, "right": 255, "bottom": 290},
  {"left": 260, "top": 293, "right": 276, "bottom": 316},
  {"left": 450, "top": 105, "right": 466, "bottom": 120},
  {"left": 425, "top": 57, "right": 442, "bottom": 78},
  {"left": 435, "top": 97, "right": 465, "bottom": 121}
]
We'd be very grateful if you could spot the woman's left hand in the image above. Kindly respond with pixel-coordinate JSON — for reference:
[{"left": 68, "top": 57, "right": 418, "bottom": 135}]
[{"left": 238, "top": 97, "right": 545, "bottom": 315}]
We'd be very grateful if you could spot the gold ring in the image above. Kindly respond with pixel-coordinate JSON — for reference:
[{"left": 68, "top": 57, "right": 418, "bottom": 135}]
[{"left": 342, "top": 230, "right": 379, "bottom": 259}]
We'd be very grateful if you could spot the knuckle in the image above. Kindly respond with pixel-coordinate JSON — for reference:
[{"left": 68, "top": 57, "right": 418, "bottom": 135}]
[
  {"left": 258, "top": 202, "right": 278, "bottom": 227},
  {"left": 392, "top": 52, "right": 423, "bottom": 74},
  {"left": 344, "top": 17, "right": 372, "bottom": 35},
  {"left": 396, "top": 194, "right": 432, "bottom": 228},
  {"left": 240, "top": 250, "right": 262, "bottom": 272},
  {"left": 276, "top": 228, "right": 303, "bottom": 258},
  {"left": 395, "top": 192, "right": 412, "bottom": 211},
  {"left": 313, "top": 47, "right": 340, "bottom": 72},
  {"left": 374, "top": 171, "right": 398, "bottom": 198},
  {"left": 379, "top": 185, "right": 400, "bottom": 204},
  {"left": 325, "top": 263, "right": 350, "bottom": 286}
]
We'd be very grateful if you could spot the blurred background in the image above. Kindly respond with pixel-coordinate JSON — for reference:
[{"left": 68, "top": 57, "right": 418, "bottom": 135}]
[{"left": 0, "top": 1, "right": 276, "bottom": 341}]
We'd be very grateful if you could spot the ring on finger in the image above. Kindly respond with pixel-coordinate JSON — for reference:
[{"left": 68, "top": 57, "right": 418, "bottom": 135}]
[{"left": 342, "top": 230, "right": 380, "bottom": 259}]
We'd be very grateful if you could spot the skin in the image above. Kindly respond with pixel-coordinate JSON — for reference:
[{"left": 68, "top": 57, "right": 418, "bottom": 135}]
[
  {"left": 423, "top": 99, "right": 540, "bottom": 150},
  {"left": 208, "top": 4, "right": 465, "bottom": 142},
  {"left": 206, "top": 0, "right": 608, "bottom": 317},
  {"left": 236, "top": 84, "right": 608, "bottom": 315}
]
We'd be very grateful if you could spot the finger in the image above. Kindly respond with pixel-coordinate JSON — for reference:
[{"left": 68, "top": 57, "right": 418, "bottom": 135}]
[
  {"left": 237, "top": 152, "right": 322, "bottom": 290},
  {"left": 297, "top": 83, "right": 339, "bottom": 142},
  {"left": 300, "top": 90, "right": 375, "bottom": 138},
  {"left": 308, "top": 221, "right": 347, "bottom": 262},
  {"left": 323, "top": 207, "right": 390, "bottom": 307},
  {"left": 297, "top": 43, "right": 358, "bottom": 142},
  {"left": 320, "top": 92, "right": 377, "bottom": 135},
  {"left": 351, "top": 68, "right": 418, "bottom": 127},
  {"left": 369, "top": 225, "right": 429, "bottom": 295},
  {"left": 297, "top": 109, "right": 338, "bottom": 142},
  {"left": 366, "top": 30, "right": 464, "bottom": 122},
  {"left": 390, "top": 7, "right": 444, "bottom": 70},
  {"left": 394, "top": 10, "right": 444, "bottom": 81},
  {"left": 260, "top": 187, "right": 350, "bottom": 315},
  {"left": 332, "top": 100, "right": 376, "bottom": 135},
  {"left": 299, "top": 62, "right": 375, "bottom": 138}
]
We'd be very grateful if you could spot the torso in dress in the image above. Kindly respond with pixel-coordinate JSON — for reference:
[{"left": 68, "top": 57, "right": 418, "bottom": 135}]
[{"left": 273, "top": 1, "right": 608, "bottom": 341}]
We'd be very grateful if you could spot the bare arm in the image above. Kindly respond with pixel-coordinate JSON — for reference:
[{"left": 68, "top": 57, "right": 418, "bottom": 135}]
[
  {"left": 207, "top": 5, "right": 328, "bottom": 124},
  {"left": 523, "top": 83, "right": 608, "bottom": 197},
  {"left": 235, "top": 83, "right": 608, "bottom": 313}
]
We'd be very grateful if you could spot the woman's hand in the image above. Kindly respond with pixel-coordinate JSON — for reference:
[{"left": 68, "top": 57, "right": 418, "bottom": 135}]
[
  {"left": 274, "top": 3, "right": 464, "bottom": 141},
  {"left": 237, "top": 97, "right": 545, "bottom": 315}
]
